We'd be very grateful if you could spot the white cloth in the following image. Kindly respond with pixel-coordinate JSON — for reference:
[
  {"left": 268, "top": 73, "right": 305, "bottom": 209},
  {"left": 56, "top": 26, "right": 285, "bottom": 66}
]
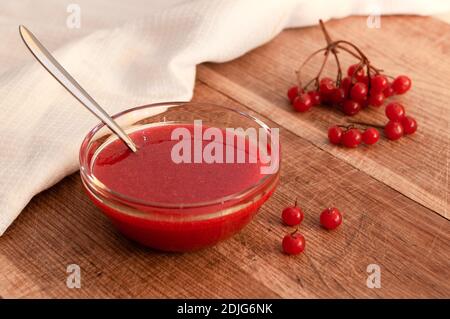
[{"left": 1, "top": 0, "right": 449, "bottom": 235}]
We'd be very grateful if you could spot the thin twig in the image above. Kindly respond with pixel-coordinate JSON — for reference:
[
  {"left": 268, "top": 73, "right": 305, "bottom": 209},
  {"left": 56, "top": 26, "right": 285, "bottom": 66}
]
[
  {"left": 295, "top": 20, "right": 386, "bottom": 94},
  {"left": 348, "top": 121, "right": 385, "bottom": 129}
]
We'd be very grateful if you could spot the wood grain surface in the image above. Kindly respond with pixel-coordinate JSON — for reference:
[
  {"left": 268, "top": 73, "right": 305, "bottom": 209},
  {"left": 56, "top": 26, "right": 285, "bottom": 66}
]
[{"left": 0, "top": 16, "right": 449, "bottom": 298}]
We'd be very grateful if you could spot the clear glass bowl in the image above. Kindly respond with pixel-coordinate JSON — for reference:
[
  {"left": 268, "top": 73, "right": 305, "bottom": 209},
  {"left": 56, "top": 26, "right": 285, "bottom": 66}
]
[{"left": 79, "top": 102, "right": 280, "bottom": 251}]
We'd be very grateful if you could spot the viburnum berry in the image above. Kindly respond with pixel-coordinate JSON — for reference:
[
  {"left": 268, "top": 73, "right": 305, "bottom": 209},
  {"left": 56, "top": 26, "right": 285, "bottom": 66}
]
[
  {"left": 282, "top": 230, "right": 305, "bottom": 255},
  {"left": 385, "top": 102, "right": 405, "bottom": 121},
  {"left": 370, "top": 75, "right": 388, "bottom": 93},
  {"left": 287, "top": 86, "right": 300, "bottom": 102},
  {"left": 328, "top": 125, "right": 343, "bottom": 145},
  {"left": 401, "top": 116, "right": 418, "bottom": 135},
  {"left": 319, "top": 77, "right": 335, "bottom": 96},
  {"left": 330, "top": 87, "right": 346, "bottom": 104},
  {"left": 384, "top": 120, "right": 404, "bottom": 140},
  {"left": 341, "top": 128, "right": 362, "bottom": 148},
  {"left": 350, "top": 82, "right": 368, "bottom": 103},
  {"left": 341, "top": 76, "right": 352, "bottom": 93},
  {"left": 383, "top": 84, "right": 394, "bottom": 98},
  {"left": 308, "top": 90, "right": 321, "bottom": 106},
  {"left": 360, "top": 99, "right": 369, "bottom": 109},
  {"left": 360, "top": 75, "right": 369, "bottom": 86},
  {"left": 342, "top": 99, "right": 361, "bottom": 116},
  {"left": 292, "top": 93, "right": 313, "bottom": 112},
  {"left": 368, "top": 92, "right": 384, "bottom": 107},
  {"left": 347, "top": 64, "right": 365, "bottom": 81},
  {"left": 320, "top": 207, "right": 342, "bottom": 230},
  {"left": 392, "top": 75, "right": 412, "bottom": 94},
  {"left": 281, "top": 200, "right": 304, "bottom": 226},
  {"left": 362, "top": 127, "right": 380, "bottom": 145}
]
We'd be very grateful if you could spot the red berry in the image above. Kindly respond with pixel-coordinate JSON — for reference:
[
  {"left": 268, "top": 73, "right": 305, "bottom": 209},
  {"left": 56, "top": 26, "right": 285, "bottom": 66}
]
[
  {"left": 360, "top": 99, "right": 369, "bottom": 109},
  {"left": 282, "top": 201, "right": 304, "bottom": 226},
  {"left": 385, "top": 102, "right": 405, "bottom": 121},
  {"left": 392, "top": 75, "right": 412, "bottom": 94},
  {"left": 287, "top": 86, "right": 300, "bottom": 102},
  {"left": 319, "top": 77, "right": 335, "bottom": 96},
  {"left": 292, "top": 93, "right": 313, "bottom": 112},
  {"left": 342, "top": 99, "right": 361, "bottom": 116},
  {"left": 341, "top": 76, "right": 352, "bottom": 93},
  {"left": 384, "top": 120, "right": 404, "bottom": 140},
  {"left": 360, "top": 75, "right": 370, "bottom": 86},
  {"left": 368, "top": 92, "right": 384, "bottom": 107},
  {"left": 401, "top": 116, "right": 418, "bottom": 135},
  {"left": 347, "top": 64, "right": 365, "bottom": 80},
  {"left": 328, "top": 126, "right": 343, "bottom": 145},
  {"left": 350, "top": 82, "right": 368, "bottom": 103},
  {"left": 320, "top": 207, "right": 342, "bottom": 230},
  {"left": 282, "top": 231, "right": 305, "bottom": 255},
  {"left": 383, "top": 84, "right": 394, "bottom": 98},
  {"left": 370, "top": 75, "right": 388, "bottom": 93},
  {"left": 341, "top": 128, "right": 362, "bottom": 148},
  {"left": 362, "top": 128, "right": 380, "bottom": 145},
  {"left": 320, "top": 77, "right": 334, "bottom": 84},
  {"left": 330, "top": 87, "right": 346, "bottom": 104},
  {"left": 308, "top": 90, "right": 321, "bottom": 106},
  {"left": 320, "top": 93, "right": 330, "bottom": 105}
]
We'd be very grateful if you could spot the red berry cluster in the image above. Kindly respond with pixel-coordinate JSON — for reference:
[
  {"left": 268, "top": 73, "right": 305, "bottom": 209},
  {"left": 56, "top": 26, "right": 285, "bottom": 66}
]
[
  {"left": 280, "top": 201, "right": 342, "bottom": 255},
  {"left": 288, "top": 72, "right": 411, "bottom": 115},
  {"left": 326, "top": 101, "right": 418, "bottom": 146},
  {"left": 384, "top": 102, "right": 418, "bottom": 140},
  {"left": 286, "top": 20, "right": 418, "bottom": 147},
  {"left": 328, "top": 125, "right": 379, "bottom": 148},
  {"left": 287, "top": 20, "right": 412, "bottom": 115}
]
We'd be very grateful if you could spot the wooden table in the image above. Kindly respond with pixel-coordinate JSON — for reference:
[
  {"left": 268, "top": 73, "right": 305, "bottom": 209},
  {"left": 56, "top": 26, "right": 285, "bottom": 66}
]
[{"left": 0, "top": 16, "right": 449, "bottom": 298}]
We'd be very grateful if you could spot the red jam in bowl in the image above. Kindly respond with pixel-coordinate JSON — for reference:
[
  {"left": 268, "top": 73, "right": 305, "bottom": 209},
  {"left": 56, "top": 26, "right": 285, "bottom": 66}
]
[
  {"left": 93, "top": 124, "right": 264, "bottom": 205},
  {"left": 80, "top": 104, "right": 279, "bottom": 252}
]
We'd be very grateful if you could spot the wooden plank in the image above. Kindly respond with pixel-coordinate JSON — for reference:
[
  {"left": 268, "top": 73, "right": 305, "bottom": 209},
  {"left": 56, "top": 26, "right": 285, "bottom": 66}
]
[
  {"left": 0, "top": 81, "right": 448, "bottom": 298},
  {"left": 197, "top": 16, "right": 450, "bottom": 219}
]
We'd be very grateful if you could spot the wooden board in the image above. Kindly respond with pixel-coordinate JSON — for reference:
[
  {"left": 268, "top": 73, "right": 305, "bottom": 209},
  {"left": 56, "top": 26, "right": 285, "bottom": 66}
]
[{"left": 0, "top": 16, "right": 449, "bottom": 298}]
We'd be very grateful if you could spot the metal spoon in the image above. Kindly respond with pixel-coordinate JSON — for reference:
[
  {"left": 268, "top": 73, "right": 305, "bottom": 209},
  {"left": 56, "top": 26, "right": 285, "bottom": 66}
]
[{"left": 19, "top": 25, "right": 138, "bottom": 153}]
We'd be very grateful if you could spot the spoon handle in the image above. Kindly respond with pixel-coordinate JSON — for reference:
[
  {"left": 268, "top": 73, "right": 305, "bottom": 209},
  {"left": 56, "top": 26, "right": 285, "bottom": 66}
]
[{"left": 19, "top": 25, "right": 137, "bottom": 153}]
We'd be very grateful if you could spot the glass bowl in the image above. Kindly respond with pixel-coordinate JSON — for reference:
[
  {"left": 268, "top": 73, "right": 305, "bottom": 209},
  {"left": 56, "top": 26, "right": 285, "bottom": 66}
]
[{"left": 79, "top": 102, "right": 280, "bottom": 252}]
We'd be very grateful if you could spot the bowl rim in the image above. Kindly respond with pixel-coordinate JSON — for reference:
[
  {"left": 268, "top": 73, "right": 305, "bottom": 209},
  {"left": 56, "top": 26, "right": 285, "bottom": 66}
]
[{"left": 79, "top": 101, "right": 280, "bottom": 211}]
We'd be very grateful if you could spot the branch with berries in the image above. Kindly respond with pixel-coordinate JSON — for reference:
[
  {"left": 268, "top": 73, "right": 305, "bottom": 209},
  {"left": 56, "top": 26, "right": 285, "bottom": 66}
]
[{"left": 287, "top": 20, "right": 417, "bottom": 148}]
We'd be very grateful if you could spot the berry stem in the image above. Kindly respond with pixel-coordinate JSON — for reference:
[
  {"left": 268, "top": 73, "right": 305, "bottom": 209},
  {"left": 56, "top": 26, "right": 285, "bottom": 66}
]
[
  {"left": 319, "top": 20, "right": 333, "bottom": 45},
  {"left": 335, "top": 40, "right": 369, "bottom": 62},
  {"left": 337, "top": 124, "right": 357, "bottom": 130},
  {"left": 295, "top": 20, "right": 386, "bottom": 95},
  {"left": 335, "top": 43, "right": 382, "bottom": 74},
  {"left": 295, "top": 47, "right": 328, "bottom": 89},
  {"left": 297, "top": 49, "right": 330, "bottom": 91},
  {"left": 319, "top": 20, "right": 343, "bottom": 85},
  {"left": 348, "top": 121, "right": 384, "bottom": 129},
  {"left": 333, "top": 53, "right": 343, "bottom": 85}
]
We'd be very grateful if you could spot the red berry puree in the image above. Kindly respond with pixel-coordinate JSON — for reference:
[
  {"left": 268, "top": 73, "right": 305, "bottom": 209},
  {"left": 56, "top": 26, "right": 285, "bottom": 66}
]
[{"left": 86, "top": 124, "right": 278, "bottom": 251}]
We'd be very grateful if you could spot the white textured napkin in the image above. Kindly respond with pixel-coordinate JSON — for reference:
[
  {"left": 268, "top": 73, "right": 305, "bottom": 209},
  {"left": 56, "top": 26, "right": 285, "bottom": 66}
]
[{"left": 1, "top": 0, "right": 449, "bottom": 235}]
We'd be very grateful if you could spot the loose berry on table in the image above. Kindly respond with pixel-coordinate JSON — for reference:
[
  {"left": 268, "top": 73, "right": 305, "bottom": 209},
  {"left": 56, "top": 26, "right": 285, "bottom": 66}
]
[
  {"left": 385, "top": 102, "right": 406, "bottom": 121},
  {"left": 282, "top": 200, "right": 304, "bottom": 226},
  {"left": 401, "top": 116, "right": 418, "bottom": 135},
  {"left": 328, "top": 125, "right": 343, "bottom": 145},
  {"left": 320, "top": 207, "right": 342, "bottom": 230},
  {"left": 282, "top": 230, "right": 306, "bottom": 255},
  {"left": 342, "top": 128, "right": 362, "bottom": 148},
  {"left": 384, "top": 120, "right": 404, "bottom": 140},
  {"left": 362, "top": 127, "right": 380, "bottom": 145}
]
